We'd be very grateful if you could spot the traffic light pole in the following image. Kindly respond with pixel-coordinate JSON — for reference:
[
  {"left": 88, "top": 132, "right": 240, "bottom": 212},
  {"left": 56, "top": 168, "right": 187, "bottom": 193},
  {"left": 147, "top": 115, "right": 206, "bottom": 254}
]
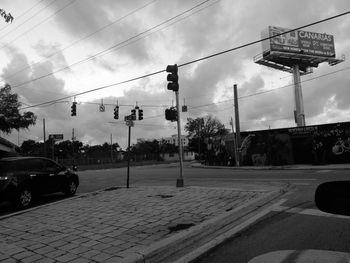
[
  {"left": 175, "top": 90, "right": 184, "bottom": 187},
  {"left": 127, "top": 124, "right": 131, "bottom": 189}
]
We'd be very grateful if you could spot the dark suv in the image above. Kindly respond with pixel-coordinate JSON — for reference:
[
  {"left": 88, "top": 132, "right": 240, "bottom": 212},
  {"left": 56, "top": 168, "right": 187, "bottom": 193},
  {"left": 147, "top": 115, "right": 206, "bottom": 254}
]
[{"left": 0, "top": 157, "right": 79, "bottom": 208}]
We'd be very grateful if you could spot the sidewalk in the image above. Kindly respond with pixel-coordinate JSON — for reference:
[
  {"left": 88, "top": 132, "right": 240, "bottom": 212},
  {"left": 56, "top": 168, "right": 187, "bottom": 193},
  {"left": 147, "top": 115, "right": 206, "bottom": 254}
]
[
  {"left": 192, "top": 162, "right": 350, "bottom": 170},
  {"left": 0, "top": 185, "right": 286, "bottom": 263}
]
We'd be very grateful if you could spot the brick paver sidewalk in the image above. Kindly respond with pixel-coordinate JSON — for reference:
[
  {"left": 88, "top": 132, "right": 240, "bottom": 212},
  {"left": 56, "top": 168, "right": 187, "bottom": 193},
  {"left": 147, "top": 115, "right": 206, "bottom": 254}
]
[{"left": 0, "top": 186, "right": 270, "bottom": 263}]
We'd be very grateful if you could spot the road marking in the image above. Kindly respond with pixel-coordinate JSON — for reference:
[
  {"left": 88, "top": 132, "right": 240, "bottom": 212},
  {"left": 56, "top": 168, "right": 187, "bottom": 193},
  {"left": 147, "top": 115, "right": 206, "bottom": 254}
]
[
  {"left": 173, "top": 198, "right": 288, "bottom": 263},
  {"left": 272, "top": 205, "right": 350, "bottom": 219},
  {"left": 292, "top": 183, "right": 311, "bottom": 185},
  {"left": 227, "top": 178, "right": 317, "bottom": 181},
  {"left": 316, "top": 170, "right": 333, "bottom": 173}
]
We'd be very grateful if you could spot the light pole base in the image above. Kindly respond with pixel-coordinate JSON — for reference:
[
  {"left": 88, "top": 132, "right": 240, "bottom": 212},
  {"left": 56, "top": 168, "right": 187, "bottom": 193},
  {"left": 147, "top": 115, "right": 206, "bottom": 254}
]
[{"left": 176, "top": 178, "right": 184, "bottom": 187}]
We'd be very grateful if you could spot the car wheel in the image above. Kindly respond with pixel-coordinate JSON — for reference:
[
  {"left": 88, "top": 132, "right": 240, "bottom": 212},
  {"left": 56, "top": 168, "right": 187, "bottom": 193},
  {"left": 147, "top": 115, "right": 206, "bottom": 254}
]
[
  {"left": 64, "top": 180, "right": 78, "bottom": 196},
  {"left": 15, "top": 186, "right": 32, "bottom": 209}
]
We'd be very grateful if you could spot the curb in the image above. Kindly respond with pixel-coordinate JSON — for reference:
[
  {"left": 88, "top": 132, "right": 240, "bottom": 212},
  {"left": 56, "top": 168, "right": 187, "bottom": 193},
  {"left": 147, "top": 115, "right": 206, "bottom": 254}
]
[
  {"left": 121, "top": 184, "right": 291, "bottom": 263},
  {"left": 191, "top": 163, "right": 350, "bottom": 170}
]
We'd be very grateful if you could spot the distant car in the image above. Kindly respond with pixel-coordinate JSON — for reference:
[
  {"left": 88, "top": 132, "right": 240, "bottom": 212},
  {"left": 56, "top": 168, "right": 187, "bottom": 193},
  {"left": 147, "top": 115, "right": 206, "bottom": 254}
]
[{"left": 0, "top": 156, "right": 79, "bottom": 209}]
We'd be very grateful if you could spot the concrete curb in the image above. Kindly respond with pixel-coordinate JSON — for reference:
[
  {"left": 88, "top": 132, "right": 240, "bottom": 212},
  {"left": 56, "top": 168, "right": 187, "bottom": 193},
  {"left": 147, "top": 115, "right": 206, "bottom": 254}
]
[
  {"left": 121, "top": 184, "right": 291, "bottom": 263},
  {"left": 191, "top": 163, "right": 350, "bottom": 170}
]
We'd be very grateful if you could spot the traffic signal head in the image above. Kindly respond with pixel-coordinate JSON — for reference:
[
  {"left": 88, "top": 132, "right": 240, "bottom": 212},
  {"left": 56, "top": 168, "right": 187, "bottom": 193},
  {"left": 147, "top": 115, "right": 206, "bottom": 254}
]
[
  {"left": 165, "top": 107, "right": 177, "bottom": 122},
  {"left": 114, "top": 106, "right": 119, "bottom": 119},
  {"left": 138, "top": 109, "right": 143, "bottom": 120},
  {"left": 166, "top": 64, "right": 179, "bottom": 92},
  {"left": 71, "top": 102, "right": 77, "bottom": 116},
  {"left": 131, "top": 109, "right": 136, "bottom": 120}
]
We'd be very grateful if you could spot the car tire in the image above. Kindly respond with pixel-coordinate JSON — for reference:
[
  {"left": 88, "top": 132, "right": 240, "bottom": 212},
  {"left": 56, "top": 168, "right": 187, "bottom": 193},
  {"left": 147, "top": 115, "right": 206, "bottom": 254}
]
[
  {"left": 14, "top": 186, "right": 32, "bottom": 209},
  {"left": 64, "top": 179, "right": 78, "bottom": 196}
]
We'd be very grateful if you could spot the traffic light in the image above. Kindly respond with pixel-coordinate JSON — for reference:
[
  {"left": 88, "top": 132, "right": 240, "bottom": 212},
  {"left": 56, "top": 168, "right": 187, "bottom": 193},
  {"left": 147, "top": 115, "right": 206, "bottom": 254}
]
[
  {"left": 166, "top": 64, "right": 179, "bottom": 92},
  {"left": 71, "top": 102, "right": 77, "bottom": 116},
  {"left": 114, "top": 106, "right": 119, "bottom": 119},
  {"left": 131, "top": 109, "right": 136, "bottom": 120},
  {"left": 138, "top": 109, "right": 143, "bottom": 120},
  {"left": 165, "top": 107, "right": 177, "bottom": 121}
]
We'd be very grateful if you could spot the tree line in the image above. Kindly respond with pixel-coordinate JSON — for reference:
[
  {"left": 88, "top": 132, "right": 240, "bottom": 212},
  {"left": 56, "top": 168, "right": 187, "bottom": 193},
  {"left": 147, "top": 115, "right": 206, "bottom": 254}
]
[{"left": 1, "top": 84, "right": 229, "bottom": 162}]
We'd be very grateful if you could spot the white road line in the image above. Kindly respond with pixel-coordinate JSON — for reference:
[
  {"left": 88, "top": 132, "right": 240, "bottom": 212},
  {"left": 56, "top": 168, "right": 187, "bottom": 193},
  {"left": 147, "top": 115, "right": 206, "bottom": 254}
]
[
  {"left": 292, "top": 183, "right": 311, "bottom": 185},
  {"left": 227, "top": 178, "right": 317, "bottom": 181},
  {"left": 272, "top": 205, "right": 350, "bottom": 219},
  {"left": 316, "top": 170, "right": 333, "bottom": 173}
]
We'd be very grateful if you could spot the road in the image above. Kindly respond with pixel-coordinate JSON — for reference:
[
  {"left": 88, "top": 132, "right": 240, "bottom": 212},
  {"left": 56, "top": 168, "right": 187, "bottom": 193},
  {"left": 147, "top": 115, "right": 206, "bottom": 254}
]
[
  {"left": 1, "top": 162, "right": 349, "bottom": 263},
  {"left": 193, "top": 168, "right": 350, "bottom": 263}
]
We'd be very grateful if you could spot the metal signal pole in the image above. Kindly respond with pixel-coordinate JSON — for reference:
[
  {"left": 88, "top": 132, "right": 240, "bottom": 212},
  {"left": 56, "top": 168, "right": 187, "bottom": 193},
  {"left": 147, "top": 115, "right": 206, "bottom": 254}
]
[
  {"left": 175, "top": 90, "right": 184, "bottom": 187},
  {"left": 127, "top": 125, "right": 131, "bottom": 188}
]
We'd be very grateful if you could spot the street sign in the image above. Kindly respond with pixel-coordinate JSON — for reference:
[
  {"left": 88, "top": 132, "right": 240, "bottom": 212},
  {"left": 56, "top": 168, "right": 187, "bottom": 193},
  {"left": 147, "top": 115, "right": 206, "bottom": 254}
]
[
  {"left": 49, "top": 134, "right": 64, "bottom": 141},
  {"left": 99, "top": 104, "right": 105, "bottom": 112},
  {"left": 126, "top": 120, "right": 134, "bottom": 127}
]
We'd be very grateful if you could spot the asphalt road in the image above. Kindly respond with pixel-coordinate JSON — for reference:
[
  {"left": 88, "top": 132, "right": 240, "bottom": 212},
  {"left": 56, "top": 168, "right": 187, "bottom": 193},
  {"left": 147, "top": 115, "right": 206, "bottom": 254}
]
[
  {"left": 1, "top": 162, "right": 350, "bottom": 263},
  {"left": 194, "top": 168, "right": 350, "bottom": 263}
]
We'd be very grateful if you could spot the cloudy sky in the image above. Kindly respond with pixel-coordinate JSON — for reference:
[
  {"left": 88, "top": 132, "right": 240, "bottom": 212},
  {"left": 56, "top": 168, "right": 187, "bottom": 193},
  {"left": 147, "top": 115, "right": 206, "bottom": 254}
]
[{"left": 0, "top": 0, "right": 349, "bottom": 149}]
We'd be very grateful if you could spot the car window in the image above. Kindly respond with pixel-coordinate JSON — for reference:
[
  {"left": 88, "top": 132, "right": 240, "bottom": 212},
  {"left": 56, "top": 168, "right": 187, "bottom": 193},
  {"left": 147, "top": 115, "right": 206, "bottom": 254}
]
[
  {"left": 17, "top": 159, "right": 44, "bottom": 171},
  {"left": 42, "top": 159, "right": 61, "bottom": 173}
]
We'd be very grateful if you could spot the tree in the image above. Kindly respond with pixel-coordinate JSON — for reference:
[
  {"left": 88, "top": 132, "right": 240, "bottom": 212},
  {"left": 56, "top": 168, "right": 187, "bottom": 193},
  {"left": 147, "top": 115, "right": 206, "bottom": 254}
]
[
  {"left": 185, "top": 115, "right": 228, "bottom": 154},
  {"left": 0, "top": 84, "right": 36, "bottom": 133},
  {"left": 20, "top": 139, "right": 43, "bottom": 156},
  {"left": 131, "top": 139, "right": 160, "bottom": 161}
]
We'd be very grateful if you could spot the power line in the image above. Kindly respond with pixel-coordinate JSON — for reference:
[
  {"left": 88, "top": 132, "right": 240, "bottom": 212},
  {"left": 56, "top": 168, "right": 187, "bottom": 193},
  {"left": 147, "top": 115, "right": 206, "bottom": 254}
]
[
  {"left": 1, "top": 0, "right": 159, "bottom": 83},
  {"left": 11, "top": 0, "right": 215, "bottom": 89},
  {"left": 19, "top": 10, "right": 350, "bottom": 110}
]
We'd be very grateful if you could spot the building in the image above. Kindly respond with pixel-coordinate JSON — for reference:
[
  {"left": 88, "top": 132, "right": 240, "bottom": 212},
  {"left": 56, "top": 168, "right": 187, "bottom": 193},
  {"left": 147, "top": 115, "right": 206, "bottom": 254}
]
[
  {"left": 161, "top": 135, "right": 190, "bottom": 147},
  {"left": 0, "top": 137, "right": 19, "bottom": 158}
]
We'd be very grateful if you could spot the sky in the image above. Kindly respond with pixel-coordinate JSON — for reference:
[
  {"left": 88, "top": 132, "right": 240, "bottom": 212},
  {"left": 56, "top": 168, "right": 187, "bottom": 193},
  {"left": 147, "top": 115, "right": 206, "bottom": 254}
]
[{"left": 0, "top": 0, "right": 350, "bottom": 149}]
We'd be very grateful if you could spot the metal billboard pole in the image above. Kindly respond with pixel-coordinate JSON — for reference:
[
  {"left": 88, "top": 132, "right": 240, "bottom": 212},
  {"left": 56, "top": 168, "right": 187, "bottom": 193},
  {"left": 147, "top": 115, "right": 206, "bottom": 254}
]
[{"left": 292, "top": 64, "right": 306, "bottom": 127}]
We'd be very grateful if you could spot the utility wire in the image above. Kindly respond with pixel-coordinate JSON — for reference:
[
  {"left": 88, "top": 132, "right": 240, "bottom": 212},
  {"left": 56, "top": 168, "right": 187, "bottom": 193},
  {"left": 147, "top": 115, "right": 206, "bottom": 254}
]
[
  {"left": 2, "top": 0, "right": 158, "bottom": 83},
  {"left": 19, "top": 10, "right": 350, "bottom": 110},
  {"left": 11, "top": 0, "right": 214, "bottom": 89}
]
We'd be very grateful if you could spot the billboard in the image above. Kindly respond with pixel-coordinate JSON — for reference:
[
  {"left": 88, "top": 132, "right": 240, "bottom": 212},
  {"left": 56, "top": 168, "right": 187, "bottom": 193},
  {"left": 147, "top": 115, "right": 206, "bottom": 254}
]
[{"left": 262, "top": 26, "right": 335, "bottom": 58}]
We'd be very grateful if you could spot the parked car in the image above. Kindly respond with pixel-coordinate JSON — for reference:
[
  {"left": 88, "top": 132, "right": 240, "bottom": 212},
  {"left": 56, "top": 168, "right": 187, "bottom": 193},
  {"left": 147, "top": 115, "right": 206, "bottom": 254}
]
[{"left": 0, "top": 156, "right": 79, "bottom": 209}]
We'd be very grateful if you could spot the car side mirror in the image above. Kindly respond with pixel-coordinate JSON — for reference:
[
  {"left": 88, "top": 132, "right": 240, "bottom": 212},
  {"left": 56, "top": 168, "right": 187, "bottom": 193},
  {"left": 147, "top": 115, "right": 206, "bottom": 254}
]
[{"left": 315, "top": 181, "right": 350, "bottom": 216}]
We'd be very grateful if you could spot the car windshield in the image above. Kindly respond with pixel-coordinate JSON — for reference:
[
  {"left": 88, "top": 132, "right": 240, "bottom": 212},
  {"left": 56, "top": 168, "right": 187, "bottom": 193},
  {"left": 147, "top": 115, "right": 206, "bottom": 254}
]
[{"left": 0, "top": 161, "right": 12, "bottom": 173}]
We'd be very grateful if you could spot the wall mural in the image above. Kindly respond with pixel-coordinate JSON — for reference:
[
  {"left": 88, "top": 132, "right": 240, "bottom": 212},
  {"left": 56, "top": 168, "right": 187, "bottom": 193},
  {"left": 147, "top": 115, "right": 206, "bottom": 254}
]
[{"left": 204, "top": 122, "right": 350, "bottom": 166}]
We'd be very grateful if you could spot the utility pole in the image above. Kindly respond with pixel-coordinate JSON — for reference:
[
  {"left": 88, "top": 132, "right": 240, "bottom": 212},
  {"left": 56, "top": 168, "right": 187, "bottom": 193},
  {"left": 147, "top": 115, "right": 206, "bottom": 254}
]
[
  {"left": 233, "top": 84, "right": 241, "bottom": 166},
  {"left": 110, "top": 133, "right": 113, "bottom": 162},
  {"left": 43, "top": 118, "right": 46, "bottom": 157},
  {"left": 72, "top": 128, "right": 75, "bottom": 166},
  {"left": 230, "top": 117, "right": 239, "bottom": 166}
]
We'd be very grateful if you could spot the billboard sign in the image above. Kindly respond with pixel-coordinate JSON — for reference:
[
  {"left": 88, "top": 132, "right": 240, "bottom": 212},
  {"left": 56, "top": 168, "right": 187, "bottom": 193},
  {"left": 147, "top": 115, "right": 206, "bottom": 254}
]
[
  {"left": 49, "top": 134, "right": 64, "bottom": 141},
  {"left": 262, "top": 26, "right": 335, "bottom": 58}
]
